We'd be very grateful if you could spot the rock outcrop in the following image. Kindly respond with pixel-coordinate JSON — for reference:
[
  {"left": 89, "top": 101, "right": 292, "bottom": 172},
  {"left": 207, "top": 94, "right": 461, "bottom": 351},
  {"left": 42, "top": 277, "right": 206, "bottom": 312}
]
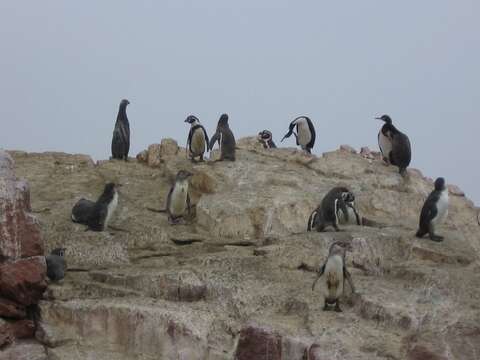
[
  {"left": 0, "top": 150, "right": 47, "bottom": 351},
  {"left": 2, "top": 140, "right": 479, "bottom": 359}
]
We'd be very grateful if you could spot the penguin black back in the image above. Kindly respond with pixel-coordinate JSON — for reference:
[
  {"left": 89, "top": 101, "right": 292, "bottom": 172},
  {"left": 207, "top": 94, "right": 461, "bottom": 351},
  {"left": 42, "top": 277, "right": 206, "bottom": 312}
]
[
  {"left": 111, "top": 99, "right": 130, "bottom": 160},
  {"left": 416, "top": 177, "right": 449, "bottom": 241},
  {"left": 209, "top": 113, "right": 236, "bottom": 161}
]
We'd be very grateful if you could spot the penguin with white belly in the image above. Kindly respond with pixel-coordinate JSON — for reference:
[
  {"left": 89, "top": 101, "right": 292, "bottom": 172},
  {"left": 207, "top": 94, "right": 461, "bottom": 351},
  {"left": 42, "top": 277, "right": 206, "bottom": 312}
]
[
  {"left": 376, "top": 114, "right": 411, "bottom": 175},
  {"left": 312, "top": 242, "right": 356, "bottom": 312},
  {"left": 416, "top": 177, "right": 449, "bottom": 242},
  {"left": 185, "top": 115, "right": 209, "bottom": 162},
  {"left": 281, "top": 116, "right": 316, "bottom": 154}
]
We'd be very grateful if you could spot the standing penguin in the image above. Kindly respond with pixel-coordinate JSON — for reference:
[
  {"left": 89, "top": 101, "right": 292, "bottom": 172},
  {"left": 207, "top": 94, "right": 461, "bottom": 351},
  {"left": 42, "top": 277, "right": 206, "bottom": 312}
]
[
  {"left": 71, "top": 183, "right": 119, "bottom": 231},
  {"left": 185, "top": 115, "right": 209, "bottom": 162},
  {"left": 257, "top": 130, "right": 277, "bottom": 149},
  {"left": 307, "top": 187, "right": 353, "bottom": 232},
  {"left": 209, "top": 114, "right": 236, "bottom": 161},
  {"left": 281, "top": 116, "right": 316, "bottom": 153},
  {"left": 111, "top": 99, "right": 130, "bottom": 160},
  {"left": 46, "top": 248, "right": 67, "bottom": 282},
  {"left": 376, "top": 115, "right": 411, "bottom": 175},
  {"left": 416, "top": 177, "right": 449, "bottom": 242},
  {"left": 312, "top": 242, "right": 356, "bottom": 312}
]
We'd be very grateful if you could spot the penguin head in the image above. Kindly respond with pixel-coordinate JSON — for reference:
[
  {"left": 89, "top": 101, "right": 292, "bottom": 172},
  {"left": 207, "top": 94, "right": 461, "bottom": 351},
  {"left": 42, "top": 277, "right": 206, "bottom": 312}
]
[
  {"left": 341, "top": 191, "right": 355, "bottom": 204},
  {"left": 176, "top": 170, "right": 194, "bottom": 181},
  {"left": 218, "top": 114, "right": 229, "bottom": 126},
  {"left": 328, "top": 241, "right": 351, "bottom": 255},
  {"left": 257, "top": 130, "right": 272, "bottom": 142},
  {"left": 185, "top": 115, "right": 200, "bottom": 125},
  {"left": 51, "top": 248, "right": 66, "bottom": 257},
  {"left": 434, "top": 177, "right": 446, "bottom": 191},
  {"left": 104, "top": 183, "right": 117, "bottom": 196},
  {"left": 120, "top": 99, "right": 130, "bottom": 107},
  {"left": 375, "top": 115, "right": 392, "bottom": 124}
]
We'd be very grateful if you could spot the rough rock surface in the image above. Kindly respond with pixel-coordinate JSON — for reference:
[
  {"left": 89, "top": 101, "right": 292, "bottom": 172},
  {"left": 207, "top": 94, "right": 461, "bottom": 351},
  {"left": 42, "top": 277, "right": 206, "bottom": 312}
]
[
  {"left": 0, "top": 150, "right": 47, "bottom": 354},
  {"left": 4, "top": 139, "right": 480, "bottom": 359}
]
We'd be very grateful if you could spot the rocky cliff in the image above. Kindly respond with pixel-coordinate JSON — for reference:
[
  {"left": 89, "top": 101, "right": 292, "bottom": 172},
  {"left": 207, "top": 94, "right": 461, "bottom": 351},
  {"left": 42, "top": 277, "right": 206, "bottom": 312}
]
[{"left": 1, "top": 138, "right": 479, "bottom": 360}]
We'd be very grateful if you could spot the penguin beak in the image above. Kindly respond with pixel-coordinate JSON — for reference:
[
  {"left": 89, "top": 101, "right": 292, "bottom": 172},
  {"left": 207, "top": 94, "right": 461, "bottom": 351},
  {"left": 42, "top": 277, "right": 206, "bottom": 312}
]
[{"left": 375, "top": 117, "right": 382, "bottom": 120}]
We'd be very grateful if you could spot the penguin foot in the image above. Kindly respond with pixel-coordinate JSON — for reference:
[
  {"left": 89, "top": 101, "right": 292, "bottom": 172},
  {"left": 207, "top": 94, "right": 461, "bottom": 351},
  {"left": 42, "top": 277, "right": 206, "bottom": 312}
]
[
  {"left": 334, "top": 304, "right": 342, "bottom": 312},
  {"left": 430, "top": 235, "right": 444, "bottom": 242}
]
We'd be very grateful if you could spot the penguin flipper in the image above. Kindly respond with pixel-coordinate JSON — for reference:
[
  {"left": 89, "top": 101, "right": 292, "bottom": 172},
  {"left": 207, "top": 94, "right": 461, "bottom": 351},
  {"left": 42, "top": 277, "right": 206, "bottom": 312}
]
[
  {"left": 209, "top": 132, "right": 220, "bottom": 151},
  {"left": 419, "top": 192, "right": 440, "bottom": 232},
  {"left": 312, "top": 264, "right": 326, "bottom": 291}
]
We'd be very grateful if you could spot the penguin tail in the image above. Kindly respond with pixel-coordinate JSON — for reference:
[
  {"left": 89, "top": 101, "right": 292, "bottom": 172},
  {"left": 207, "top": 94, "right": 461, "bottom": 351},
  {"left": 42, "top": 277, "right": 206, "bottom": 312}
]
[{"left": 399, "top": 167, "right": 408, "bottom": 177}]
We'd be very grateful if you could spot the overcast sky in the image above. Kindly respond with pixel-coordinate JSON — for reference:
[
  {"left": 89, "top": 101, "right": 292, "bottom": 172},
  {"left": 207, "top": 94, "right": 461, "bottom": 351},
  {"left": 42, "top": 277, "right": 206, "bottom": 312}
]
[{"left": 0, "top": 1, "right": 478, "bottom": 204}]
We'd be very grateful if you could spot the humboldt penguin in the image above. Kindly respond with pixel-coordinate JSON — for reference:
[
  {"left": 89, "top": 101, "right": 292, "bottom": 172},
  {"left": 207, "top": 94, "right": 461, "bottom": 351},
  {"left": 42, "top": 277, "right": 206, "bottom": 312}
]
[
  {"left": 376, "top": 115, "right": 411, "bottom": 175},
  {"left": 312, "top": 242, "right": 355, "bottom": 312},
  {"left": 307, "top": 187, "right": 353, "bottom": 232},
  {"left": 416, "top": 177, "right": 449, "bottom": 242},
  {"left": 281, "top": 116, "right": 316, "bottom": 153},
  {"left": 257, "top": 130, "right": 277, "bottom": 149},
  {"left": 111, "top": 99, "right": 130, "bottom": 160},
  {"left": 185, "top": 115, "right": 209, "bottom": 162},
  {"left": 46, "top": 248, "right": 67, "bottom": 282},
  {"left": 71, "top": 183, "right": 119, "bottom": 231},
  {"left": 209, "top": 113, "right": 236, "bottom": 161},
  {"left": 164, "top": 170, "right": 193, "bottom": 224},
  {"left": 336, "top": 191, "right": 361, "bottom": 226}
]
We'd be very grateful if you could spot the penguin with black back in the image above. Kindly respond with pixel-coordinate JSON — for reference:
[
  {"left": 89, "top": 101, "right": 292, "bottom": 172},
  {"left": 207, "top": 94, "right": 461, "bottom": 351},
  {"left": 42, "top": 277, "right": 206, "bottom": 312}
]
[
  {"left": 376, "top": 114, "right": 411, "bottom": 175},
  {"left": 46, "top": 248, "right": 67, "bottom": 282},
  {"left": 185, "top": 115, "right": 209, "bottom": 162},
  {"left": 311, "top": 241, "right": 356, "bottom": 312},
  {"left": 281, "top": 116, "right": 316, "bottom": 154},
  {"left": 416, "top": 177, "right": 449, "bottom": 242},
  {"left": 111, "top": 99, "right": 130, "bottom": 160},
  {"left": 209, "top": 113, "right": 236, "bottom": 161},
  {"left": 257, "top": 130, "right": 277, "bottom": 149},
  {"left": 307, "top": 187, "right": 353, "bottom": 232},
  {"left": 71, "top": 183, "right": 119, "bottom": 231}
]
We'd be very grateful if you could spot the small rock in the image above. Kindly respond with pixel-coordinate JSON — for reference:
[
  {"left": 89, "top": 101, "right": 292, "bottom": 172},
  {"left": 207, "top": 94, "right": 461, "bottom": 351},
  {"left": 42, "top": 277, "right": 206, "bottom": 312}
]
[
  {"left": 339, "top": 145, "right": 357, "bottom": 154},
  {"left": 234, "top": 324, "right": 282, "bottom": 360},
  {"left": 360, "top": 147, "right": 371, "bottom": 156},
  {"left": 136, "top": 150, "right": 148, "bottom": 163},
  {"left": 448, "top": 184, "right": 465, "bottom": 197},
  {"left": 159, "top": 138, "right": 179, "bottom": 158},
  {"left": 146, "top": 144, "right": 162, "bottom": 167}
]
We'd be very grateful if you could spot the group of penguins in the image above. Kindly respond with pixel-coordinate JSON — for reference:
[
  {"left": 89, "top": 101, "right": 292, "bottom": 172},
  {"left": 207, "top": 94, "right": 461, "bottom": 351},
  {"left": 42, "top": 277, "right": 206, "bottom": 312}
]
[{"left": 46, "top": 99, "right": 450, "bottom": 312}]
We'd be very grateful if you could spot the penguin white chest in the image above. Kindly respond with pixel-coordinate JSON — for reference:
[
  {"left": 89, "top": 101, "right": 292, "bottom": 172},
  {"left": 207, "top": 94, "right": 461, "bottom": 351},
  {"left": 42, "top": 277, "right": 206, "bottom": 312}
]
[
  {"left": 296, "top": 121, "right": 311, "bottom": 147},
  {"left": 433, "top": 190, "right": 449, "bottom": 225},
  {"left": 378, "top": 130, "right": 392, "bottom": 159},
  {"left": 170, "top": 182, "right": 189, "bottom": 216},
  {"left": 191, "top": 129, "right": 206, "bottom": 155},
  {"left": 324, "top": 255, "right": 344, "bottom": 299},
  {"left": 105, "top": 191, "right": 118, "bottom": 228}
]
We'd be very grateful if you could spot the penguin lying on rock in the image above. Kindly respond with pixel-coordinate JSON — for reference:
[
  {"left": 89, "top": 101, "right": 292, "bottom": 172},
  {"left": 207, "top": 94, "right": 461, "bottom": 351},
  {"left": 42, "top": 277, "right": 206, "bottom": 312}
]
[{"left": 71, "top": 183, "right": 119, "bottom": 232}]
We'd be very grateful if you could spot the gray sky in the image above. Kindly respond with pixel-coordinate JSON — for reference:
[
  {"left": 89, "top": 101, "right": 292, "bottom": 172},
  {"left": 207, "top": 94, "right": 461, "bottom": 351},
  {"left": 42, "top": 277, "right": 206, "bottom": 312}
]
[{"left": 0, "top": 1, "right": 478, "bottom": 204}]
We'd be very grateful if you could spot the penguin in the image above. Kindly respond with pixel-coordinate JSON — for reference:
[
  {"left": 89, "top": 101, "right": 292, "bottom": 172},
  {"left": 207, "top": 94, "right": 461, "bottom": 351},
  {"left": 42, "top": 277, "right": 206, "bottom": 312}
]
[
  {"left": 71, "top": 183, "right": 119, "bottom": 231},
  {"left": 281, "top": 116, "right": 316, "bottom": 153},
  {"left": 111, "top": 99, "right": 130, "bottom": 160},
  {"left": 335, "top": 191, "right": 361, "bottom": 226},
  {"left": 257, "top": 130, "right": 277, "bottom": 149},
  {"left": 376, "top": 115, "right": 411, "bottom": 175},
  {"left": 46, "top": 248, "right": 67, "bottom": 282},
  {"left": 209, "top": 114, "right": 236, "bottom": 161},
  {"left": 416, "top": 177, "right": 449, "bottom": 242},
  {"left": 307, "top": 187, "right": 353, "bottom": 232},
  {"left": 185, "top": 115, "right": 209, "bottom": 162},
  {"left": 311, "top": 242, "right": 355, "bottom": 312},
  {"left": 164, "top": 170, "right": 193, "bottom": 224}
]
